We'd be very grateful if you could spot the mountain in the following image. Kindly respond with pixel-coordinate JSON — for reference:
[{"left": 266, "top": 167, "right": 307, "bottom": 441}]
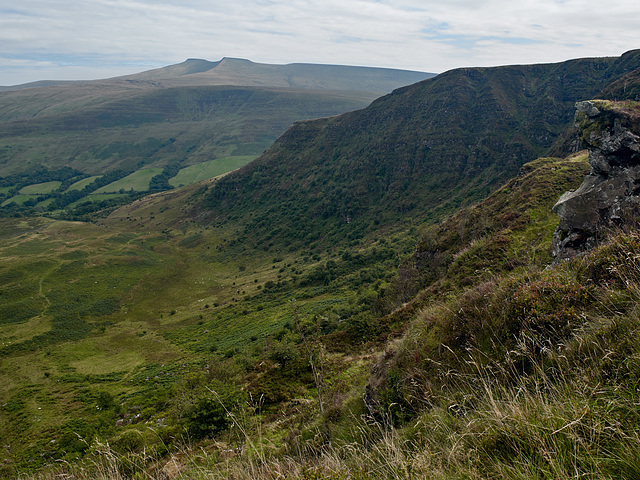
[
  {"left": 3, "top": 51, "right": 640, "bottom": 478},
  {"left": 0, "top": 85, "right": 371, "bottom": 174},
  {"left": 202, "top": 50, "right": 640, "bottom": 248},
  {"left": 0, "top": 57, "right": 434, "bottom": 93},
  {"left": 0, "top": 59, "right": 434, "bottom": 209},
  {"left": 118, "top": 57, "right": 435, "bottom": 93}
]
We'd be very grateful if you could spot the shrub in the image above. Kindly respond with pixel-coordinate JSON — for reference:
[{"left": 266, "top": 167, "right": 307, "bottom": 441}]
[
  {"left": 503, "top": 278, "right": 595, "bottom": 341},
  {"left": 183, "top": 380, "right": 245, "bottom": 440},
  {"left": 110, "top": 429, "right": 145, "bottom": 454}
]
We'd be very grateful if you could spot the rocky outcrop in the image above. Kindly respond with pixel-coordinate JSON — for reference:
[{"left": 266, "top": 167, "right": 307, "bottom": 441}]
[{"left": 552, "top": 100, "right": 640, "bottom": 259}]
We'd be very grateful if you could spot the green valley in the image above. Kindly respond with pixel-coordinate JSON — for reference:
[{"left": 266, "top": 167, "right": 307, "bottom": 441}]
[
  {"left": 0, "top": 179, "right": 418, "bottom": 473},
  {"left": 0, "top": 59, "right": 433, "bottom": 217},
  {"left": 2, "top": 51, "right": 640, "bottom": 480}
]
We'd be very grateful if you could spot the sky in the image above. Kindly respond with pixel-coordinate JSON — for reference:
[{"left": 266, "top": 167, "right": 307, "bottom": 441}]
[{"left": 1, "top": 0, "right": 639, "bottom": 86}]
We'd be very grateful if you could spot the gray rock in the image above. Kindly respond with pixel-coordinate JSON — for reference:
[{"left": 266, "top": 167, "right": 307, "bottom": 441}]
[
  {"left": 575, "top": 100, "right": 601, "bottom": 118},
  {"left": 553, "top": 101, "right": 640, "bottom": 259}
]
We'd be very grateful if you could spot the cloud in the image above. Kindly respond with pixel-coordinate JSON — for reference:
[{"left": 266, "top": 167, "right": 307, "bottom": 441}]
[{"left": 1, "top": 0, "right": 638, "bottom": 85}]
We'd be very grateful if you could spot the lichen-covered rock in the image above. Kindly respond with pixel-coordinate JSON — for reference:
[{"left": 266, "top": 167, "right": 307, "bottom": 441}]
[{"left": 553, "top": 100, "right": 640, "bottom": 259}]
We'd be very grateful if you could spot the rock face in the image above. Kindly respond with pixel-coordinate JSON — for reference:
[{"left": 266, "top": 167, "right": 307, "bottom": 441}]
[{"left": 552, "top": 100, "right": 640, "bottom": 259}]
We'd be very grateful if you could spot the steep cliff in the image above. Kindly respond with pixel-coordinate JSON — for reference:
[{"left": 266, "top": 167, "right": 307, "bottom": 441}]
[
  {"left": 553, "top": 100, "right": 640, "bottom": 259},
  {"left": 204, "top": 51, "right": 640, "bottom": 249}
]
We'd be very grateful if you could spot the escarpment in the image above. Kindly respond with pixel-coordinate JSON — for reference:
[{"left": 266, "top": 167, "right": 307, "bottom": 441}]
[{"left": 552, "top": 100, "right": 640, "bottom": 259}]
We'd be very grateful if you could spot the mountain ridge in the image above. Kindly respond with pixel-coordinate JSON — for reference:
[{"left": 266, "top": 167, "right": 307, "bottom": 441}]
[
  {"left": 200, "top": 50, "right": 640, "bottom": 248},
  {"left": 0, "top": 58, "right": 436, "bottom": 205},
  {"left": 0, "top": 58, "right": 435, "bottom": 92}
]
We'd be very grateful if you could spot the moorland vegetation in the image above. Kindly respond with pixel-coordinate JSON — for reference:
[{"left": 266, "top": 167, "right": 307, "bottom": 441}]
[{"left": 2, "top": 51, "right": 640, "bottom": 479}]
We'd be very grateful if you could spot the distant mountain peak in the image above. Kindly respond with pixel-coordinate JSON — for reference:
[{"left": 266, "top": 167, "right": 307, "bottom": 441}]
[
  {"left": 1, "top": 58, "right": 435, "bottom": 92},
  {"left": 219, "top": 57, "right": 254, "bottom": 63},
  {"left": 171, "top": 58, "right": 221, "bottom": 75}
]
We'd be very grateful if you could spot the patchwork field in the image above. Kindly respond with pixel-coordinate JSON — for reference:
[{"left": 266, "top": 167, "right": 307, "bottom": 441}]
[
  {"left": 0, "top": 155, "right": 258, "bottom": 216},
  {"left": 94, "top": 169, "right": 163, "bottom": 193},
  {"left": 19, "top": 181, "right": 62, "bottom": 194},
  {"left": 2, "top": 194, "right": 37, "bottom": 206},
  {"left": 169, "top": 155, "right": 256, "bottom": 186},
  {"left": 67, "top": 176, "right": 103, "bottom": 191}
]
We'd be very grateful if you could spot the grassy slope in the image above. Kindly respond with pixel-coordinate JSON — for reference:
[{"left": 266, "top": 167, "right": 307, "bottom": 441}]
[
  {"left": 0, "top": 86, "right": 374, "bottom": 177},
  {"left": 0, "top": 152, "right": 595, "bottom": 478},
  {"left": 135, "top": 154, "right": 640, "bottom": 478},
  {"left": 169, "top": 156, "right": 257, "bottom": 186},
  {"left": 67, "top": 176, "right": 103, "bottom": 191},
  {"left": 0, "top": 175, "right": 413, "bottom": 474},
  {"left": 201, "top": 50, "right": 640, "bottom": 253},
  {"left": 1, "top": 194, "right": 36, "bottom": 206},
  {"left": 9, "top": 150, "right": 639, "bottom": 480},
  {"left": 354, "top": 176, "right": 640, "bottom": 478},
  {"left": 19, "top": 181, "right": 62, "bottom": 194}
]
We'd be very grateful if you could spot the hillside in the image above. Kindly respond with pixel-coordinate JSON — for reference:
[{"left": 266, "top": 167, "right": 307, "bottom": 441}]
[
  {"left": 7, "top": 148, "right": 639, "bottom": 479},
  {"left": 0, "top": 150, "right": 587, "bottom": 477},
  {"left": 119, "top": 57, "right": 435, "bottom": 93},
  {"left": 3, "top": 51, "right": 640, "bottom": 479},
  {"left": 0, "top": 86, "right": 369, "bottom": 175},
  {"left": 0, "top": 59, "right": 433, "bottom": 215},
  {"left": 201, "top": 50, "right": 640, "bottom": 250}
]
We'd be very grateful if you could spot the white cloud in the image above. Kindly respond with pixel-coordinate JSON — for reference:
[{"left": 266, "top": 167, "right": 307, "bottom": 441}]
[{"left": 0, "top": 0, "right": 638, "bottom": 85}]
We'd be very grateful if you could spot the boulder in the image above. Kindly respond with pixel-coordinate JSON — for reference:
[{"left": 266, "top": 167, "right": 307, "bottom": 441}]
[{"left": 552, "top": 100, "right": 640, "bottom": 259}]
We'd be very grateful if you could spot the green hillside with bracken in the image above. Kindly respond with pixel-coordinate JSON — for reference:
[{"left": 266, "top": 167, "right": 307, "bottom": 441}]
[
  {"left": 0, "top": 152, "right": 590, "bottom": 479},
  {"left": 2, "top": 52, "right": 640, "bottom": 479},
  {"left": 202, "top": 50, "right": 640, "bottom": 250}
]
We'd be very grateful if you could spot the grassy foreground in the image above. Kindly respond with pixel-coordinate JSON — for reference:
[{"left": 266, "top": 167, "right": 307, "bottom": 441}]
[{"left": 19, "top": 233, "right": 640, "bottom": 480}]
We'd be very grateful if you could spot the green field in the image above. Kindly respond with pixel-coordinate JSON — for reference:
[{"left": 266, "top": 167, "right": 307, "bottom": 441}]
[
  {"left": 1, "top": 194, "right": 38, "bottom": 206},
  {"left": 65, "top": 193, "right": 131, "bottom": 208},
  {"left": 67, "top": 176, "right": 102, "bottom": 191},
  {"left": 0, "top": 158, "right": 256, "bottom": 216},
  {"left": 94, "top": 169, "right": 162, "bottom": 193},
  {"left": 18, "top": 181, "right": 62, "bottom": 195},
  {"left": 170, "top": 156, "right": 256, "bottom": 187},
  {"left": 35, "top": 197, "right": 55, "bottom": 208}
]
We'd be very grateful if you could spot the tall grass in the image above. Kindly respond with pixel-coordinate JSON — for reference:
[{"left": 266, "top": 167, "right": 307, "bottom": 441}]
[{"left": 21, "top": 232, "right": 640, "bottom": 479}]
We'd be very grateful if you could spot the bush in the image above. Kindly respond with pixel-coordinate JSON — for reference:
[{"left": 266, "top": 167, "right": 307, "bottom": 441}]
[
  {"left": 111, "top": 429, "right": 145, "bottom": 454},
  {"left": 183, "top": 380, "right": 245, "bottom": 440},
  {"left": 269, "top": 332, "right": 301, "bottom": 366},
  {"left": 57, "top": 419, "right": 94, "bottom": 454}
]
